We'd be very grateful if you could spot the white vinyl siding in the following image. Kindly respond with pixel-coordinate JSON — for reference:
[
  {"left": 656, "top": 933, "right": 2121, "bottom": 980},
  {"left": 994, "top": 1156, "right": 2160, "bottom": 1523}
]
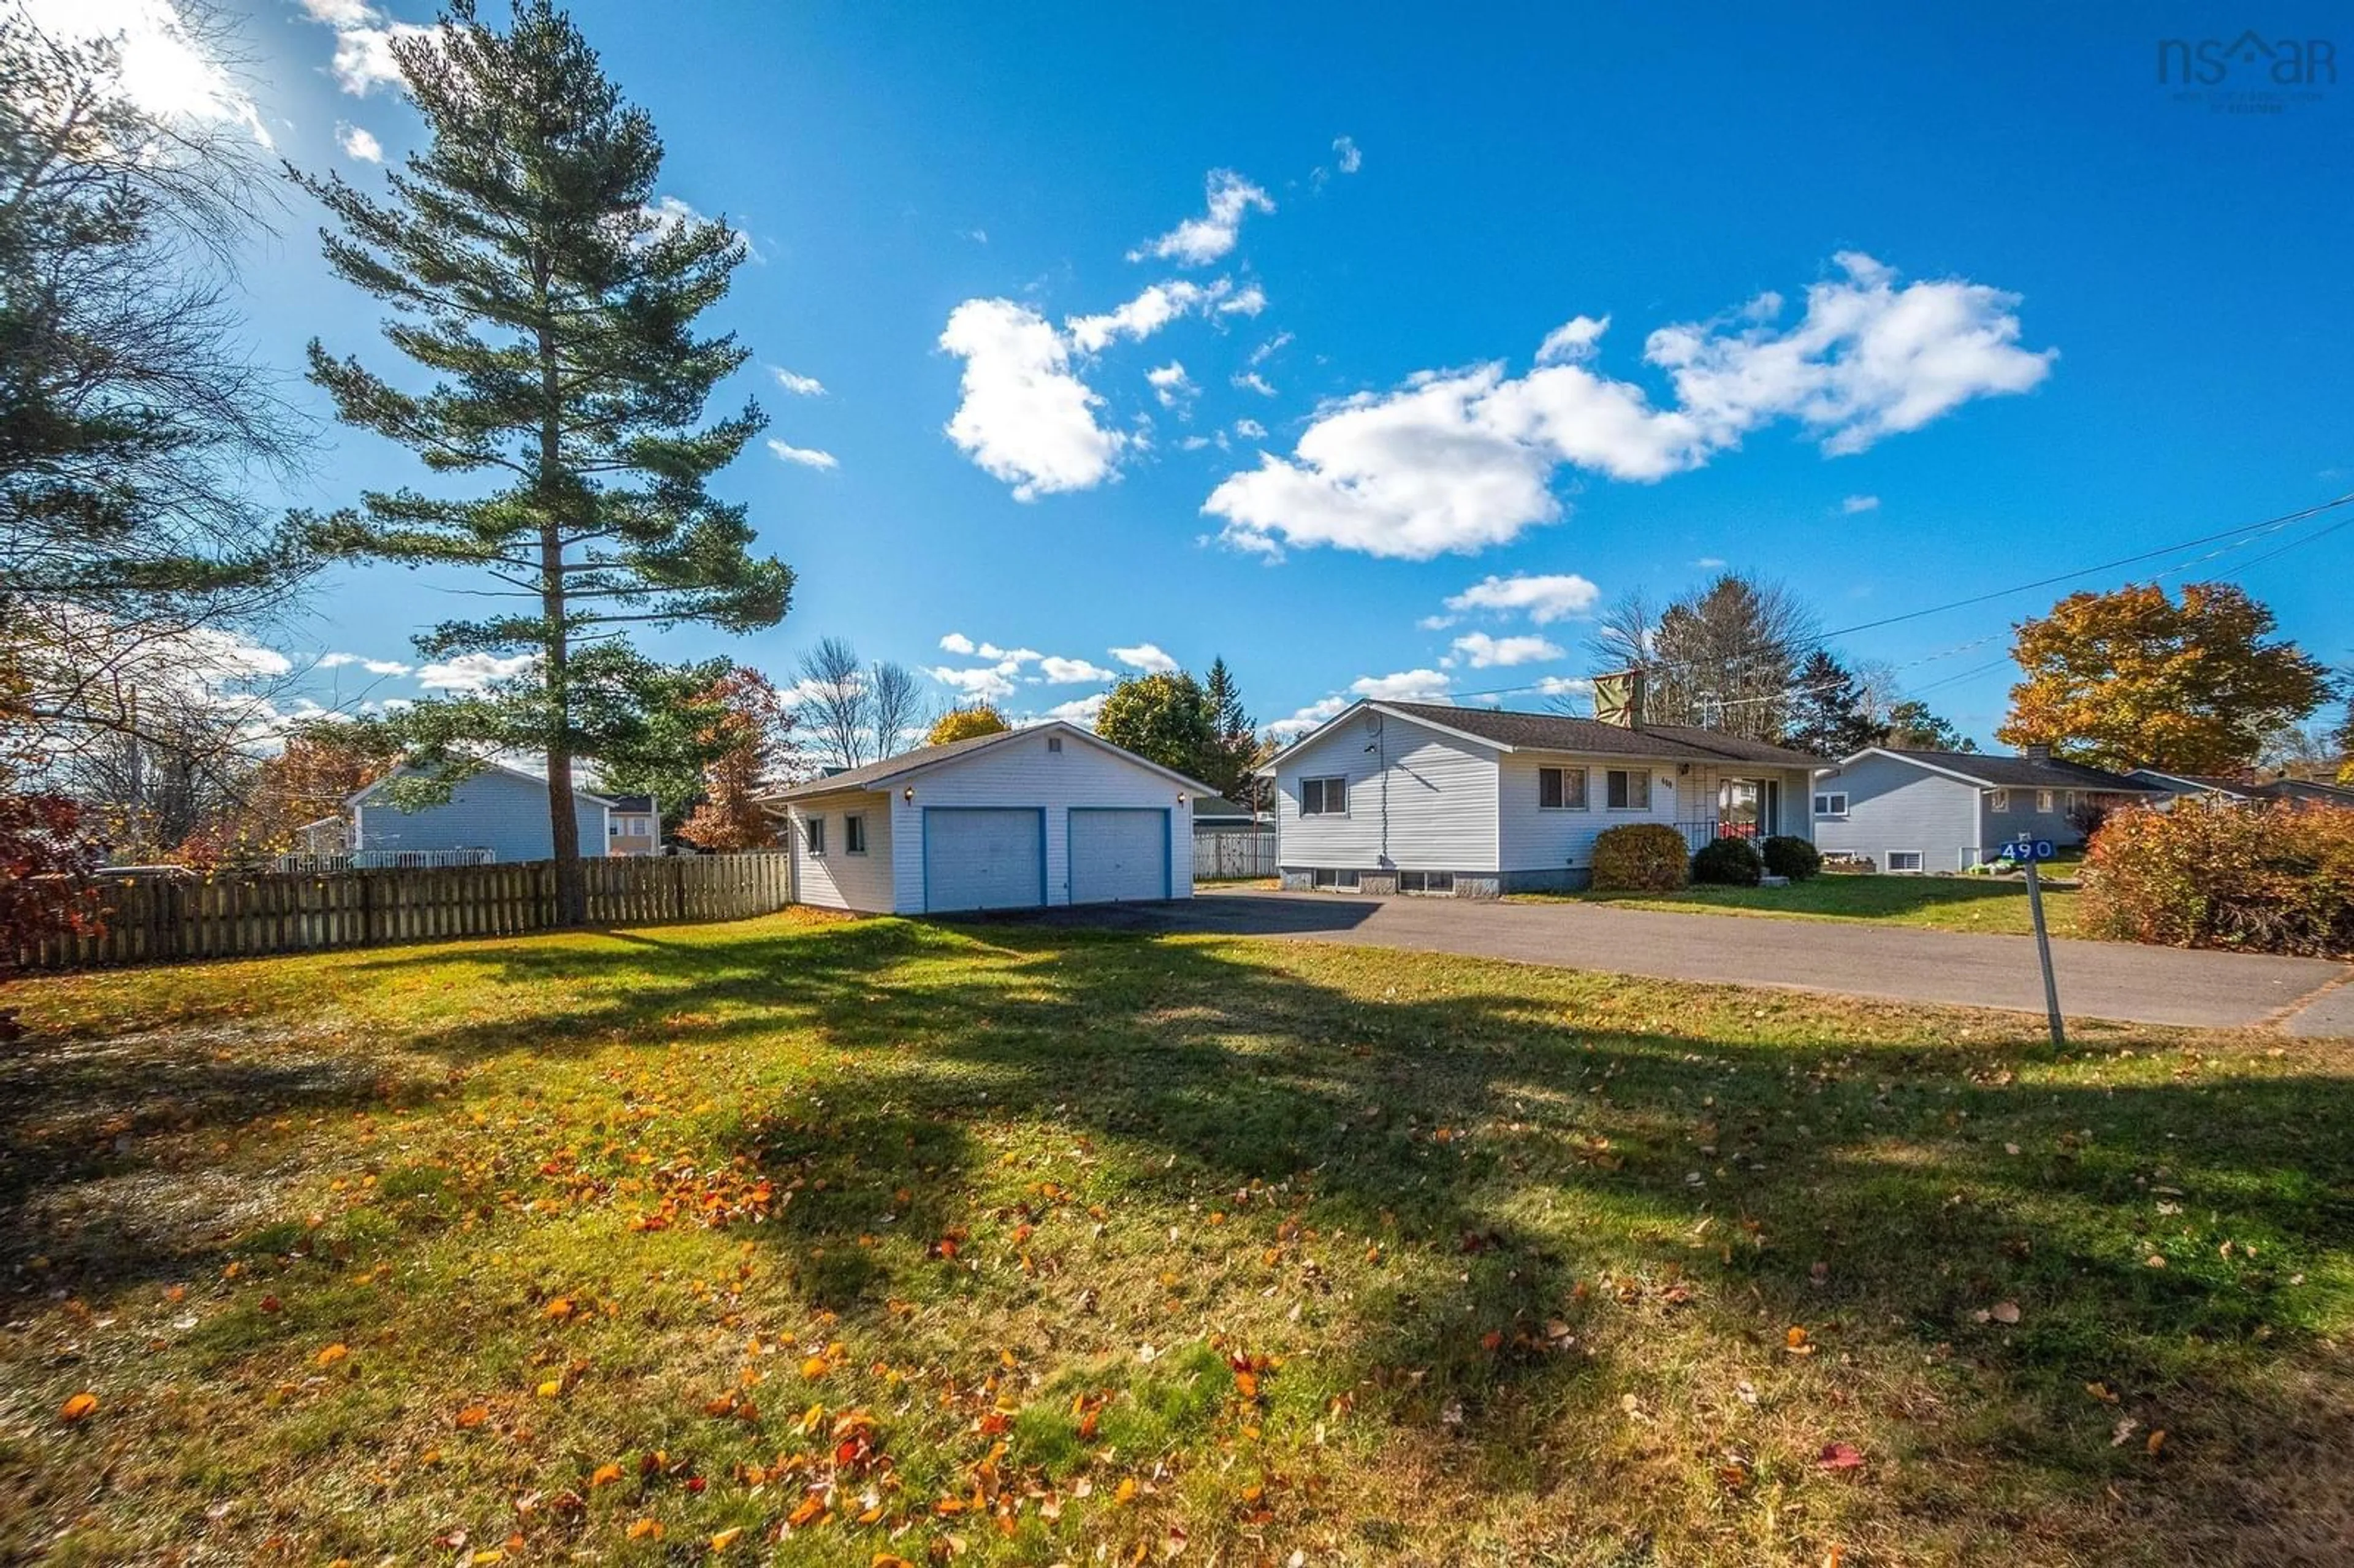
[
  {"left": 885, "top": 729, "right": 1195, "bottom": 914},
  {"left": 788, "top": 790, "right": 896, "bottom": 912},
  {"left": 1273, "top": 710, "right": 1502, "bottom": 873},
  {"left": 353, "top": 766, "right": 609, "bottom": 863},
  {"left": 1813, "top": 753, "right": 1995, "bottom": 870}
]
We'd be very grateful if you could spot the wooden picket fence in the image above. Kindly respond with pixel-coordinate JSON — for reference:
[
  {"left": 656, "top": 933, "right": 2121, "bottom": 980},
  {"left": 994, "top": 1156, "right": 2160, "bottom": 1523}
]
[{"left": 12, "top": 852, "right": 796, "bottom": 972}]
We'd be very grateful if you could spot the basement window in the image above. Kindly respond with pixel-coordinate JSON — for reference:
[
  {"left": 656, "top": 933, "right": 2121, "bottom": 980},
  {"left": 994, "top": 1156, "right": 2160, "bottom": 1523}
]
[
  {"left": 1398, "top": 870, "right": 1456, "bottom": 895},
  {"left": 1310, "top": 867, "right": 1361, "bottom": 891},
  {"left": 1886, "top": 850, "right": 1923, "bottom": 873}
]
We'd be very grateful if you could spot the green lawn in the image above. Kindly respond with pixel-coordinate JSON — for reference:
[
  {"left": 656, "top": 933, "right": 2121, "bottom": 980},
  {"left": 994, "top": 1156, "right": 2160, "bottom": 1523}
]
[
  {"left": 1531, "top": 871, "right": 2085, "bottom": 937},
  {"left": 2, "top": 910, "right": 2347, "bottom": 1565}
]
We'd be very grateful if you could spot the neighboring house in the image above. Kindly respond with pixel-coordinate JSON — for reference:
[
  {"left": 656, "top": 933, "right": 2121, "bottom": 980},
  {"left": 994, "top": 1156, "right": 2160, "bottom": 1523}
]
[
  {"left": 1191, "top": 795, "right": 1268, "bottom": 834},
  {"left": 2254, "top": 777, "right": 2354, "bottom": 810},
  {"left": 2124, "top": 769, "right": 2261, "bottom": 804},
  {"left": 603, "top": 793, "right": 662, "bottom": 856},
  {"left": 760, "top": 722, "right": 1215, "bottom": 915},
  {"left": 1258, "top": 699, "right": 1827, "bottom": 897},
  {"left": 349, "top": 761, "right": 614, "bottom": 862},
  {"left": 1814, "top": 747, "right": 2161, "bottom": 872}
]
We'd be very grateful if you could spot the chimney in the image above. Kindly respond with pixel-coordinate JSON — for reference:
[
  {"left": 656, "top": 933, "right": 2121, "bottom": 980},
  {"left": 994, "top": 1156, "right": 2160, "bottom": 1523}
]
[
  {"left": 2024, "top": 743, "right": 2052, "bottom": 764},
  {"left": 1593, "top": 668, "right": 1647, "bottom": 730}
]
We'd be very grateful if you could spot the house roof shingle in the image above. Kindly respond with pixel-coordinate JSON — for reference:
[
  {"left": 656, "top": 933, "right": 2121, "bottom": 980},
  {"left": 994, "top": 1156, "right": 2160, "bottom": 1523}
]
[
  {"left": 760, "top": 727, "right": 1028, "bottom": 801},
  {"left": 1865, "top": 748, "right": 2157, "bottom": 793},
  {"left": 604, "top": 793, "right": 657, "bottom": 813},
  {"left": 1377, "top": 701, "right": 1829, "bottom": 768}
]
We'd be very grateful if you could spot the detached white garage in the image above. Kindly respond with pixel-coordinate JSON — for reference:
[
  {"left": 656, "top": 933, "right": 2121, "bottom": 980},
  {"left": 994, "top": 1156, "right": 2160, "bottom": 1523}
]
[{"left": 762, "top": 723, "right": 1213, "bottom": 915}]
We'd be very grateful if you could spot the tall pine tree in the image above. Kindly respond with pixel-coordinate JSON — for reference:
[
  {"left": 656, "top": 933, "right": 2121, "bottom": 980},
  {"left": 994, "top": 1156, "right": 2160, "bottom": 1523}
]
[
  {"left": 1201, "top": 655, "right": 1259, "bottom": 802},
  {"left": 295, "top": 0, "right": 791, "bottom": 921},
  {"left": 1781, "top": 649, "right": 1881, "bottom": 758}
]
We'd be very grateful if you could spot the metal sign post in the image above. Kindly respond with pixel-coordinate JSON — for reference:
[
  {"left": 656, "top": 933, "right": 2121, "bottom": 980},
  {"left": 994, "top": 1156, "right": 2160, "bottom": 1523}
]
[{"left": 2009, "top": 833, "right": 2066, "bottom": 1048}]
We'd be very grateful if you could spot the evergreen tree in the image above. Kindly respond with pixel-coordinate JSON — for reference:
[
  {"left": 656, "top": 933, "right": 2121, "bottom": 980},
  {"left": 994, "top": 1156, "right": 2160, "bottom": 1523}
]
[
  {"left": 294, "top": 0, "right": 792, "bottom": 921},
  {"left": 1781, "top": 649, "right": 1881, "bottom": 758},
  {"left": 1200, "top": 655, "right": 1259, "bottom": 801},
  {"left": 1882, "top": 699, "right": 1978, "bottom": 753}
]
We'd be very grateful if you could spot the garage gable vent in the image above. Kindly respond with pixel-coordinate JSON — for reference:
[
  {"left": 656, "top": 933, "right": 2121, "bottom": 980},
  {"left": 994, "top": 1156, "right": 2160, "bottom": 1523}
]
[{"left": 1046, "top": 736, "right": 1063, "bottom": 753}]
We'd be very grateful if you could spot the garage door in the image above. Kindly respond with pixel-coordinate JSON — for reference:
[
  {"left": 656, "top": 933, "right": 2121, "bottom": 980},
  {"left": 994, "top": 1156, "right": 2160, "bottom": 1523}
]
[
  {"left": 923, "top": 809, "right": 1045, "bottom": 912},
  {"left": 1069, "top": 807, "right": 1168, "bottom": 904}
]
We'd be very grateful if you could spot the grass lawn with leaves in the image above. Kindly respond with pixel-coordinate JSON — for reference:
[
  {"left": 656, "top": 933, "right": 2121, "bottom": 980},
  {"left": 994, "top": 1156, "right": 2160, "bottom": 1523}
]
[
  {"left": 2, "top": 910, "right": 2348, "bottom": 1565},
  {"left": 1533, "top": 872, "right": 2086, "bottom": 938}
]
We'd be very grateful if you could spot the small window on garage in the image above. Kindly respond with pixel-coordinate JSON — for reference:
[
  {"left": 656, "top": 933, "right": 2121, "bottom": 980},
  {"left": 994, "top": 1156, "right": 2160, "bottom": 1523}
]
[
  {"left": 1300, "top": 776, "right": 1349, "bottom": 815},
  {"left": 1886, "top": 850, "right": 1923, "bottom": 872},
  {"left": 1606, "top": 769, "right": 1651, "bottom": 810},
  {"left": 1399, "top": 870, "right": 1456, "bottom": 895},
  {"left": 844, "top": 813, "right": 867, "bottom": 854},
  {"left": 1539, "top": 766, "right": 1588, "bottom": 809},
  {"left": 804, "top": 816, "right": 826, "bottom": 856}
]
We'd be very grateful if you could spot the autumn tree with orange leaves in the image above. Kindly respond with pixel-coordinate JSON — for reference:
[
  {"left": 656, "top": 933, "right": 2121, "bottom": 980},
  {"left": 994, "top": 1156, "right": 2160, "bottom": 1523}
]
[
  {"left": 1998, "top": 582, "right": 2331, "bottom": 775},
  {"left": 677, "top": 668, "right": 798, "bottom": 851}
]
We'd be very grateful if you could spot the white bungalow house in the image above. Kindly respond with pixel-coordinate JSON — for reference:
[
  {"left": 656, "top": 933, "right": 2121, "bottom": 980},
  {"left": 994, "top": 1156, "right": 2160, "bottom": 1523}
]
[
  {"left": 1257, "top": 699, "right": 1829, "bottom": 897},
  {"left": 1814, "top": 747, "right": 2162, "bottom": 872},
  {"left": 760, "top": 722, "right": 1216, "bottom": 915}
]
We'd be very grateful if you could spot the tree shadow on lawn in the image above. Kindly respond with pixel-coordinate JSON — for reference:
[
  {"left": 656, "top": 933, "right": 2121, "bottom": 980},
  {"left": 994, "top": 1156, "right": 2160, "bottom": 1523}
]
[
  {"left": 9, "top": 916, "right": 2352, "bottom": 1560},
  {"left": 324, "top": 916, "right": 2354, "bottom": 1558}
]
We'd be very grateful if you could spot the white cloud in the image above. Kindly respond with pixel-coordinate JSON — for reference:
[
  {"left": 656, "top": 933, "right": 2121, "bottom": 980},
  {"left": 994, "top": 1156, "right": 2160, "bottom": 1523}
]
[
  {"left": 292, "top": 0, "right": 433, "bottom": 98},
  {"left": 1333, "top": 135, "right": 1363, "bottom": 174},
  {"left": 1040, "top": 693, "right": 1109, "bottom": 725},
  {"left": 770, "top": 367, "right": 826, "bottom": 396},
  {"left": 1444, "top": 573, "right": 1602, "bottom": 625},
  {"left": 1203, "top": 254, "right": 2053, "bottom": 560},
  {"left": 22, "top": 0, "right": 271, "bottom": 144},
  {"left": 1128, "top": 169, "right": 1274, "bottom": 267},
  {"left": 929, "top": 663, "right": 1019, "bottom": 700},
  {"left": 1842, "top": 493, "right": 1881, "bottom": 514},
  {"left": 1417, "top": 614, "right": 1458, "bottom": 631},
  {"left": 766, "top": 438, "right": 839, "bottom": 471},
  {"left": 1037, "top": 656, "right": 1116, "bottom": 684},
  {"left": 1109, "top": 642, "right": 1178, "bottom": 674},
  {"left": 1265, "top": 695, "right": 1346, "bottom": 740},
  {"left": 1067, "top": 278, "right": 1236, "bottom": 353},
  {"left": 1219, "top": 283, "right": 1268, "bottom": 317},
  {"left": 976, "top": 642, "right": 1038, "bottom": 663},
  {"left": 939, "top": 297, "right": 1126, "bottom": 501},
  {"left": 1232, "top": 371, "right": 1277, "bottom": 398},
  {"left": 1146, "top": 361, "right": 1196, "bottom": 411},
  {"left": 335, "top": 121, "right": 382, "bottom": 162},
  {"left": 318, "top": 652, "right": 411, "bottom": 676},
  {"left": 1351, "top": 668, "right": 1452, "bottom": 702},
  {"left": 1529, "top": 674, "right": 1593, "bottom": 698},
  {"left": 417, "top": 651, "right": 535, "bottom": 693},
  {"left": 1693, "top": 555, "right": 1728, "bottom": 569},
  {"left": 1449, "top": 632, "right": 1564, "bottom": 668},
  {"left": 939, "top": 632, "right": 977, "bottom": 655},
  {"left": 1535, "top": 313, "right": 1609, "bottom": 365},
  {"left": 1232, "top": 417, "right": 1267, "bottom": 440}
]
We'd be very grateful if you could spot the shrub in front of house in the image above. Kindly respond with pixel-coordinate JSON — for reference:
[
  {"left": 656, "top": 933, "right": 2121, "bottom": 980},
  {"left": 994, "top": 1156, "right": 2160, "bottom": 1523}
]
[
  {"left": 1691, "top": 835, "right": 1765, "bottom": 886},
  {"left": 1761, "top": 835, "right": 1823, "bottom": 881},
  {"left": 2080, "top": 800, "right": 2354, "bottom": 957},
  {"left": 1590, "top": 823, "right": 1690, "bottom": 892}
]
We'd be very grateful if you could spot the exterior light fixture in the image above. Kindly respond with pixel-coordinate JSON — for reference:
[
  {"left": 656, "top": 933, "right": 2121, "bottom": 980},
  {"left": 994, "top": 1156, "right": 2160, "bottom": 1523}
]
[{"left": 902, "top": 786, "right": 914, "bottom": 802}]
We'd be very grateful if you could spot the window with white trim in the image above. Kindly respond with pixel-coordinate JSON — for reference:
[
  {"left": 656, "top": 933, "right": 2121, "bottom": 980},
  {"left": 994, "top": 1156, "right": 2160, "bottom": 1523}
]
[
  {"left": 804, "top": 816, "right": 826, "bottom": 856},
  {"left": 1299, "top": 776, "right": 1349, "bottom": 816},
  {"left": 845, "top": 813, "right": 867, "bottom": 854},
  {"left": 1606, "top": 769, "right": 1651, "bottom": 810},
  {"left": 1310, "top": 867, "right": 1360, "bottom": 891},
  {"left": 1538, "top": 766, "right": 1588, "bottom": 810},
  {"left": 1813, "top": 791, "right": 1848, "bottom": 817},
  {"left": 1990, "top": 789, "right": 2012, "bottom": 812},
  {"left": 2036, "top": 790, "right": 2054, "bottom": 813},
  {"left": 1886, "top": 850, "right": 1923, "bottom": 872},
  {"left": 1398, "top": 870, "right": 1457, "bottom": 894}
]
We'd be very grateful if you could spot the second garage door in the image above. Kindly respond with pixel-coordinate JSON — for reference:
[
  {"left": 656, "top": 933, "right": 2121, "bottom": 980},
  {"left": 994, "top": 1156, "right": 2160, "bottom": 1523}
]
[
  {"left": 1068, "top": 807, "right": 1168, "bottom": 904},
  {"left": 924, "top": 808, "right": 1045, "bottom": 911}
]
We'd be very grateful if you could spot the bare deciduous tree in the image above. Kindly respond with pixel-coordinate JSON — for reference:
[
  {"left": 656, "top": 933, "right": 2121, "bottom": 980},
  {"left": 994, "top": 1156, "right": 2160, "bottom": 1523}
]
[
  {"left": 796, "top": 636, "right": 869, "bottom": 770},
  {"left": 866, "top": 661, "right": 923, "bottom": 763}
]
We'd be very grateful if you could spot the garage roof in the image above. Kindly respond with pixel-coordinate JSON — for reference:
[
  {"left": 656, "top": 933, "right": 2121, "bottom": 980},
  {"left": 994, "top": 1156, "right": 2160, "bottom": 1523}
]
[{"left": 760, "top": 721, "right": 1219, "bottom": 802}]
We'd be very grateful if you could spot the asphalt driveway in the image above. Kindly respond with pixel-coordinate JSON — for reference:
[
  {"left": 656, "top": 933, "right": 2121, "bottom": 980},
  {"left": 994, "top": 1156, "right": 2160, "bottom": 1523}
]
[{"left": 1024, "top": 889, "right": 2354, "bottom": 1035}]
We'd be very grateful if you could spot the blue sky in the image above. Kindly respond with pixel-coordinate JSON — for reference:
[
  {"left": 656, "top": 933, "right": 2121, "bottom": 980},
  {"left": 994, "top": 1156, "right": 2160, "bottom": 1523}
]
[{"left": 47, "top": 1, "right": 2354, "bottom": 744}]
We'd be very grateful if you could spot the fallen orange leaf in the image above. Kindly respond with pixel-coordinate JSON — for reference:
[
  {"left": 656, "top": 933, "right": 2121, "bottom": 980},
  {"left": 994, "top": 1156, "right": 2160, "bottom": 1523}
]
[
  {"left": 456, "top": 1405, "right": 489, "bottom": 1428},
  {"left": 317, "top": 1344, "right": 349, "bottom": 1368},
  {"left": 59, "top": 1392, "right": 97, "bottom": 1423},
  {"left": 710, "top": 1526, "right": 744, "bottom": 1550},
  {"left": 625, "top": 1517, "right": 663, "bottom": 1540},
  {"left": 787, "top": 1493, "right": 826, "bottom": 1528},
  {"left": 589, "top": 1462, "right": 623, "bottom": 1488}
]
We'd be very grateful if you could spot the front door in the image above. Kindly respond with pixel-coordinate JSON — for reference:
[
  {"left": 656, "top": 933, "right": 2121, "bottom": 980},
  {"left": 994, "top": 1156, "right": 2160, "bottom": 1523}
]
[{"left": 1720, "top": 777, "right": 1761, "bottom": 838}]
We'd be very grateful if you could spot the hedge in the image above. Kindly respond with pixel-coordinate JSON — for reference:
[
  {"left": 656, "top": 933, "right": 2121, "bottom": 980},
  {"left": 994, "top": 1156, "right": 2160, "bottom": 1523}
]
[
  {"left": 1591, "top": 823, "right": 1689, "bottom": 892},
  {"left": 1692, "top": 835, "right": 1765, "bottom": 886},
  {"left": 2079, "top": 800, "right": 2354, "bottom": 957},
  {"left": 1762, "top": 835, "right": 1823, "bottom": 880}
]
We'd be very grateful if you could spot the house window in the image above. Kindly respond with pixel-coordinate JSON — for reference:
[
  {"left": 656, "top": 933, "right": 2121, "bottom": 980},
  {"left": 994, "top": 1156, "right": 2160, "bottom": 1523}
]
[
  {"left": 804, "top": 816, "right": 826, "bottom": 856},
  {"left": 1990, "top": 790, "right": 2012, "bottom": 812},
  {"left": 845, "top": 813, "right": 867, "bottom": 854},
  {"left": 1047, "top": 736, "right": 1062, "bottom": 753},
  {"left": 1310, "top": 867, "right": 1360, "bottom": 891},
  {"left": 1299, "top": 776, "right": 1349, "bottom": 816},
  {"left": 1399, "top": 870, "right": 1456, "bottom": 895},
  {"left": 1538, "top": 766, "right": 1588, "bottom": 810},
  {"left": 1813, "top": 791, "right": 1849, "bottom": 817},
  {"left": 609, "top": 819, "right": 623, "bottom": 836},
  {"left": 1886, "top": 850, "right": 1923, "bottom": 873},
  {"left": 1606, "top": 769, "right": 1651, "bottom": 810},
  {"left": 2036, "top": 790, "right": 2055, "bottom": 813}
]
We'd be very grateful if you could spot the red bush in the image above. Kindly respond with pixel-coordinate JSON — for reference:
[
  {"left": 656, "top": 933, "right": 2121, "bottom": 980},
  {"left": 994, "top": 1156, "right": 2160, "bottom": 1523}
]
[{"left": 2079, "top": 800, "right": 2354, "bottom": 957}]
